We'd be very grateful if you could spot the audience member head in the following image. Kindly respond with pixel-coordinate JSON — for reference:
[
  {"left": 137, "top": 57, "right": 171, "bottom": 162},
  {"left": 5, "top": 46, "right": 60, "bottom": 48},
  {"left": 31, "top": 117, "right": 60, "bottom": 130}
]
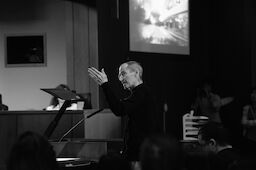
[
  {"left": 7, "top": 131, "right": 59, "bottom": 170},
  {"left": 139, "top": 134, "right": 183, "bottom": 170},
  {"left": 50, "top": 84, "right": 72, "bottom": 107},
  {"left": 196, "top": 76, "right": 215, "bottom": 98},
  {"left": 198, "top": 121, "right": 231, "bottom": 154},
  {"left": 249, "top": 86, "right": 256, "bottom": 104},
  {"left": 97, "top": 152, "right": 131, "bottom": 170},
  {"left": 118, "top": 61, "right": 143, "bottom": 90}
]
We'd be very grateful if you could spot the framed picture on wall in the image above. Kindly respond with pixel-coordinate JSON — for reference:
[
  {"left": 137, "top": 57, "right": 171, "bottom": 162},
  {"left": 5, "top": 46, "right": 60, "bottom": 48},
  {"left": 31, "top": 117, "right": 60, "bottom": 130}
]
[{"left": 4, "top": 33, "right": 47, "bottom": 67}]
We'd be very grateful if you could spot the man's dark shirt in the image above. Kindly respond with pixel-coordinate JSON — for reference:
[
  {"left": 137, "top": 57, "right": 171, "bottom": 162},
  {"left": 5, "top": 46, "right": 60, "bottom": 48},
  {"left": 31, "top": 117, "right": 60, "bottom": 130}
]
[
  {"left": 208, "top": 148, "right": 241, "bottom": 170},
  {"left": 101, "top": 82, "right": 157, "bottom": 161}
]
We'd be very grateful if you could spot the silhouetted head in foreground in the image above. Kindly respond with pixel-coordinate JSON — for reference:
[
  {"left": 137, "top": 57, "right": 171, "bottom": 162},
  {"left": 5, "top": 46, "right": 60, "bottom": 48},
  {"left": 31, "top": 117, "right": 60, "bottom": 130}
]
[
  {"left": 140, "top": 134, "right": 183, "bottom": 170},
  {"left": 7, "top": 131, "right": 59, "bottom": 170}
]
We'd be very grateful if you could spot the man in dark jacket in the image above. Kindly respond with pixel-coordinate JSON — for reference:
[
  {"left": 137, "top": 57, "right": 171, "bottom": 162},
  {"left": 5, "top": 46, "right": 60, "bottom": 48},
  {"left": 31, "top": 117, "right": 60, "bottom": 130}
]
[{"left": 88, "top": 61, "right": 157, "bottom": 165}]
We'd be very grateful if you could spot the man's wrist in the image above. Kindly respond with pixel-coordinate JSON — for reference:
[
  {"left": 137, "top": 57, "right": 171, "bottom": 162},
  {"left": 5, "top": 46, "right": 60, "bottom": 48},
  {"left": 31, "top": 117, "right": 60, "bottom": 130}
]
[{"left": 101, "top": 81, "right": 108, "bottom": 86}]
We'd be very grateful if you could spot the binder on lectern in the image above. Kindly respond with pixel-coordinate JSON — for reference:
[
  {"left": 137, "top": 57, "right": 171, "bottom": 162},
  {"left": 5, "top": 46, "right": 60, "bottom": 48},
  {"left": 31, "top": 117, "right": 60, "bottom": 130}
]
[{"left": 41, "top": 88, "right": 82, "bottom": 101}]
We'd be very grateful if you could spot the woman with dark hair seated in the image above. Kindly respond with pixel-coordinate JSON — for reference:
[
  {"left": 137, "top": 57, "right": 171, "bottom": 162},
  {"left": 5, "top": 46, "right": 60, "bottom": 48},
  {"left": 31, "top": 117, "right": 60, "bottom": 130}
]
[{"left": 45, "top": 84, "right": 77, "bottom": 110}]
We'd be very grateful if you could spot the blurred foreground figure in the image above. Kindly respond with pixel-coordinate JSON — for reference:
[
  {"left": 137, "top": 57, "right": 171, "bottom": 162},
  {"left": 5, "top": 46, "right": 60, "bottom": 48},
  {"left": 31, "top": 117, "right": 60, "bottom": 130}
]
[
  {"left": 140, "top": 134, "right": 183, "bottom": 170},
  {"left": 7, "top": 131, "right": 59, "bottom": 170}
]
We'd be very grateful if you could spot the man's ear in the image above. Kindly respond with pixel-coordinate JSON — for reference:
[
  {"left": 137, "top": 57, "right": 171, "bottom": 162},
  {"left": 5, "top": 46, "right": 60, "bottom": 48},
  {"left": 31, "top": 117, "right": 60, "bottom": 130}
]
[
  {"left": 209, "top": 139, "right": 216, "bottom": 146},
  {"left": 134, "top": 69, "right": 140, "bottom": 77}
]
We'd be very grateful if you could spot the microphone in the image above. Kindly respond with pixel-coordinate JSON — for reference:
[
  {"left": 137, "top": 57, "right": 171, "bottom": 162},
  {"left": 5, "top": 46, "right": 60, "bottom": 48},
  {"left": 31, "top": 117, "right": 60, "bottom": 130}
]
[
  {"left": 164, "top": 103, "right": 168, "bottom": 113},
  {"left": 58, "top": 108, "right": 104, "bottom": 142},
  {"left": 163, "top": 102, "right": 168, "bottom": 134}
]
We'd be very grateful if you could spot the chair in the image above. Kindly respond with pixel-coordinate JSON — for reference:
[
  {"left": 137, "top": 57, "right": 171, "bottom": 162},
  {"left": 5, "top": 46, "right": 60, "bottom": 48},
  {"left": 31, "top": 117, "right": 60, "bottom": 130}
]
[
  {"left": 77, "top": 93, "right": 92, "bottom": 109},
  {"left": 182, "top": 110, "right": 208, "bottom": 141},
  {"left": 0, "top": 94, "right": 8, "bottom": 111}
]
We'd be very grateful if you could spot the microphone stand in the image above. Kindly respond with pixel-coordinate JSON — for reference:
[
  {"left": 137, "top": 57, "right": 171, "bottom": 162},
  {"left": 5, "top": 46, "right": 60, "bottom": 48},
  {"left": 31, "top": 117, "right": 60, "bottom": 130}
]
[
  {"left": 44, "top": 100, "right": 72, "bottom": 138},
  {"left": 58, "top": 108, "right": 104, "bottom": 142},
  {"left": 163, "top": 103, "right": 168, "bottom": 134}
]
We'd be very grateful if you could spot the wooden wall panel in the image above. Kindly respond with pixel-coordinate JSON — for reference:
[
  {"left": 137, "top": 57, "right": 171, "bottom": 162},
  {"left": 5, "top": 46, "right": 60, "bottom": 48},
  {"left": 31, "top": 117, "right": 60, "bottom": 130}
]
[
  {"left": 84, "top": 109, "right": 122, "bottom": 139},
  {"left": 66, "top": 2, "right": 99, "bottom": 109},
  {"left": 66, "top": 1, "right": 75, "bottom": 90},
  {"left": 88, "top": 7, "right": 99, "bottom": 109},
  {"left": 73, "top": 3, "right": 89, "bottom": 93},
  {"left": 0, "top": 115, "right": 17, "bottom": 169}
]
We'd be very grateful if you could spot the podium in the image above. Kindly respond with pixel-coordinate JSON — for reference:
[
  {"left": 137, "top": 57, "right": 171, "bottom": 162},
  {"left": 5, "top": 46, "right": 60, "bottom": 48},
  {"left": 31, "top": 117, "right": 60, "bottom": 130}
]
[
  {"left": 51, "top": 109, "right": 123, "bottom": 161},
  {"left": 41, "top": 88, "right": 123, "bottom": 164},
  {"left": 41, "top": 88, "right": 85, "bottom": 138}
]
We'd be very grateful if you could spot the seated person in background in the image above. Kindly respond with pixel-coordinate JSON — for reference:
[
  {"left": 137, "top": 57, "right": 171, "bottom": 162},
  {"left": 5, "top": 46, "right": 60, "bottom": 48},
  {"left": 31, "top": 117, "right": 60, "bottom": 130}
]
[
  {"left": 6, "top": 131, "right": 59, "bottom": 170},
  {"left": 139, "top": 134, "right": 183, "bottom": 170},
  {"left": 191, "top": 78, "right": 234, "bottom": 123},
  {"left": 241, "top": 87, "right": 256, "bottom": 141},
  {"left": 45, "top": 84, "right": 77, "bottom": 110},
  {"left": 0, "top": 94, "right": 8, "bottom": 110},
  {"left": 238, "top": 86, "right": 256, "bottom": 156},
  {"left": 198, "top": 121, "right": 240, "bottom": 170}
]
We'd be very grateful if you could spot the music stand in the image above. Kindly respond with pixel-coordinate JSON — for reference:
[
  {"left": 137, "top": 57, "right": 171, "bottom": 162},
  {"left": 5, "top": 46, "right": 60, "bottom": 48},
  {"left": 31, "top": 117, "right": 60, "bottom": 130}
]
[{"left": 41, "top": 88, "right": 84, "bottom": 138}]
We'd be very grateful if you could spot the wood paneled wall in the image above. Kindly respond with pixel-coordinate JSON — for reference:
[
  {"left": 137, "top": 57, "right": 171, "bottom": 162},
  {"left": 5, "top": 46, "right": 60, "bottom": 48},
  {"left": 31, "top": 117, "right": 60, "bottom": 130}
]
[{"left": 66, "top": 2, "right": 99, "bottom": 109}]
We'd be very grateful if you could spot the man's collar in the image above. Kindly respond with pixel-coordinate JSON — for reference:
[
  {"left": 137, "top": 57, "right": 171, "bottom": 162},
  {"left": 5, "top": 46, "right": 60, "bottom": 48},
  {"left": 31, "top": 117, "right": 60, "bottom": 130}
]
[{"left": 130, "top": 82, "right": 143, "bottom": 91}]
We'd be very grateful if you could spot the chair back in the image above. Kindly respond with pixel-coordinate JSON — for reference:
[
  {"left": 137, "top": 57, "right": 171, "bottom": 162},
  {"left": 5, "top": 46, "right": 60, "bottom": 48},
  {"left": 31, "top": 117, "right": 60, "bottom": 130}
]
[{"left": 182, "top": 110, "right": 208, "bottom": 141}]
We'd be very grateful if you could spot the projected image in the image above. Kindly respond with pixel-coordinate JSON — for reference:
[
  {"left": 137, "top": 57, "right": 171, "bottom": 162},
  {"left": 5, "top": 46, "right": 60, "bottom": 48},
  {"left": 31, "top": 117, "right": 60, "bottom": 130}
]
[{"left": 129, "top": 0, "right": 189, "bottom": 55}]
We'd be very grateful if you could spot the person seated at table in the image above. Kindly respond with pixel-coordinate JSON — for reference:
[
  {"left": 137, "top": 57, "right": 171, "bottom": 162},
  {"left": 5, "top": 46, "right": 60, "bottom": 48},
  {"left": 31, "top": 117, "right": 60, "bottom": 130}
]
[
  {"left": 0, "top": 94, "right": 8, "bottom": 111},
  {"left": 191, "top": 77, "right": 234, "bottom": 123},
  {"left": 241, "top": 87, "right": 256, "bottom": 141},
  {"left": 45, "top": 84, "right": 78, "bottom": 110}
]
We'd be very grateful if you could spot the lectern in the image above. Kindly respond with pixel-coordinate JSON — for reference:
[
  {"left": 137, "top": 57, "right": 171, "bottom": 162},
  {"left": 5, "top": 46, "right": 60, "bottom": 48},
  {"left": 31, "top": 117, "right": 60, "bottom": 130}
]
[
  {"left": 41, "top": 88, "right": 122, "bottom": 164},
  {"left": 41, "top": 88, "right": 84, "bottom": 138}
]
